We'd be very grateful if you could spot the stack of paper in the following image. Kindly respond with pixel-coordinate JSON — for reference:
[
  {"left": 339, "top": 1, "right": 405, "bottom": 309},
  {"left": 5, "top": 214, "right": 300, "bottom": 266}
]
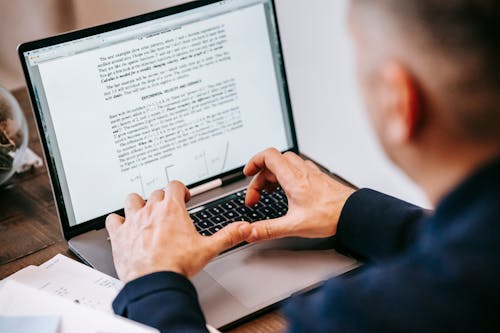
[
  {"left": 5, "top": 254, "right": 123, "bottom": 313},
  {"left": 1, "top": 254, "right": 221, "bottom": 333},
  {"left": 0, "top": 254, "right": 155, "bottom": 332},
  {"left": 0, "top": 281, "right": 156, "bottom": 333}
]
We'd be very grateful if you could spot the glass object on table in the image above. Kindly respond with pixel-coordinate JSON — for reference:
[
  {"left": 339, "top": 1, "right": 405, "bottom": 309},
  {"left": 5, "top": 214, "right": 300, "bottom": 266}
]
[{"left": 0, "top": 85, "right": 28, "bottom": 186}]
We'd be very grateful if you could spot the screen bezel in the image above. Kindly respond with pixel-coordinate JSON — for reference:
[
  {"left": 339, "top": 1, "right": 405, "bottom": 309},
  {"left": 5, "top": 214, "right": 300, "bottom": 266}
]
[{"left": 18, "top": 0, "right": 299, "bottom": 240}]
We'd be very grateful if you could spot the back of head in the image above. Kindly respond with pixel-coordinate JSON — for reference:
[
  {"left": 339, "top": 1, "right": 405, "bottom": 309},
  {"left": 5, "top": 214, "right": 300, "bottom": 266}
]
[{"left": 351, "top": 0, "right": 500, "bottom": 146}]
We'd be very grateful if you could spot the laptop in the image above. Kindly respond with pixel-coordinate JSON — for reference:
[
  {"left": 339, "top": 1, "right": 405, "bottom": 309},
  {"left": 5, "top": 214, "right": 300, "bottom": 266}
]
[{"left": 18, "top": 0, "right": 359, "bottom": 329}]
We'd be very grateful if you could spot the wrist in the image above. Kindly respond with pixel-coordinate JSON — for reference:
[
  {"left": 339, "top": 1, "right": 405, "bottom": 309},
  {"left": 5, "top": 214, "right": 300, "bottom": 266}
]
[
  {"left": 328, "top": 187, "right": 356, "bottom": 235},
  {"left": 121, "top": 265, "right": 186, "bottom": 283}
]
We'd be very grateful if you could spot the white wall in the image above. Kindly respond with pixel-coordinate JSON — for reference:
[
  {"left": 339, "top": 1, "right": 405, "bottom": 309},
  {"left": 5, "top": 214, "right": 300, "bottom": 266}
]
[
  {"left": 0, "top": 0, "right": 75, "bottom": 90},
  {"left": 275, "top": 0, "right": 429, "bottom": 207},
  {"left": 72, "top": 0, "right": 188, "bottom": 28}
]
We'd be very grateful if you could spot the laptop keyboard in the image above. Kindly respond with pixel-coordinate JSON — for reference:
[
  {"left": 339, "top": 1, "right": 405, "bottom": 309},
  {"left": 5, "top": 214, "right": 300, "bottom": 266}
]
[{"left": 189, "top": 188, "right": 288, "bottom": 236}]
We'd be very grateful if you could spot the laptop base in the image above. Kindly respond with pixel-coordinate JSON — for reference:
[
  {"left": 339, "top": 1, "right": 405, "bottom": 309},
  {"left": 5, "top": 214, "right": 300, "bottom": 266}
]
[{"left": 70, "top": 228, "right": 359, "bottom": 328}]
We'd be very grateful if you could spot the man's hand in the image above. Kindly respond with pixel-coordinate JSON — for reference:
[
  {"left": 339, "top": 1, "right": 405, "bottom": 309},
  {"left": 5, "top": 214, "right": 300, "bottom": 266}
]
[
  {"left": 244, "top": 148, "right": 356, "bottom": 242},
  {"left": 106, "top": 181, "right": 252, "bottom": 282}
]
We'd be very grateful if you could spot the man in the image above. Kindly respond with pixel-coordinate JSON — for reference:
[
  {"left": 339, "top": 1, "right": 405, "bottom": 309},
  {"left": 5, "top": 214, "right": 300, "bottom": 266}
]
[{"left": 106, "top": 0, "right": 500, "bottom": 332}]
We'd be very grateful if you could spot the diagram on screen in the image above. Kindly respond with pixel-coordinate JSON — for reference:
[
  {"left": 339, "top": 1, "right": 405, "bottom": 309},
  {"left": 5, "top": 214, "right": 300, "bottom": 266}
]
[{"left": 128, "top": 140, "right": 231, "bottom": 197}]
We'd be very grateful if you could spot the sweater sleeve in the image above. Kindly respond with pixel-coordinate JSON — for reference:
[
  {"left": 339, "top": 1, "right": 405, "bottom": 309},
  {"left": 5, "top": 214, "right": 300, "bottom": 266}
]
[
  {"left": 283, "top": 249, "right": 480, "bottom": 333},
  {"left": 113, "top": 271, "right": 209, "bottom": 333},
  {"left": 336, "top": 188, "right": 429, "bottom": 262}
]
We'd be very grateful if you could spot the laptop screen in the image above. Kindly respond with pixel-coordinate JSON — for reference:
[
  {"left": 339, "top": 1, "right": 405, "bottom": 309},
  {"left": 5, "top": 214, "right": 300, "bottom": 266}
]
[{"left": 20, "top": 0, "right": 295, "bottom": 228}]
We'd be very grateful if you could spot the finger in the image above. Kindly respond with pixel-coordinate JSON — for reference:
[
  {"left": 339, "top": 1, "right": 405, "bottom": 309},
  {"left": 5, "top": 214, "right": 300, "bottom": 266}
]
[
  {"left": 125, "top": 193, "right": 145, "bottom": 217},
  {"left": 147, "top": 189, "right": 165, "bottom": 205},
  {"left": 207, "top": 222, "right": 252, "bottom": 256},
  {"left": 164, "top": 181, "right": 191, "bottom": 209},
  {"left": 243, "top": 148, "right": 296, "bottom": 185},
  {"left": 105, "top": 213, "right": 125, "bottom": 236},
  {"left": 245, "top": 169, "right": 278, "bottom": 206},
  {"left": 246, "top": 217, "right": 292, "bottom": 242}
]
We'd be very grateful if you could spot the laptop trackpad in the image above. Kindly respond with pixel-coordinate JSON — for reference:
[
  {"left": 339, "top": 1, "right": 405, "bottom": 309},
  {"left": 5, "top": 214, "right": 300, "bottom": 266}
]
[{"left": 204, "top": 242, "right": 358, "bottom": 310}]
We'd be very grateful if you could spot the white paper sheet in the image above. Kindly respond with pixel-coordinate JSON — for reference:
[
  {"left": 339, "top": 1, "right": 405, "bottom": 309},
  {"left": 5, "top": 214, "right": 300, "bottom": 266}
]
[
  {"left": 0, "top": 281, "right": 157, "bottom": 333},
  {"left": 6, "top": 254, "right": 123, "bottom": 313},
  {"left": 0, "top": 315, "right": 59, "bottom": 333},
  {"left": 4, "top": 254, "right": 221, "bottom": 331}
]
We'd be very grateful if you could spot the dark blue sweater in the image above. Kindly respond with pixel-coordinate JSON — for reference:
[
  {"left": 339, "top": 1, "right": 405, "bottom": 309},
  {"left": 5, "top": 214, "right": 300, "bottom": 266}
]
[{"left": 113, "top": 157, "right": 500, "bottom": 332}]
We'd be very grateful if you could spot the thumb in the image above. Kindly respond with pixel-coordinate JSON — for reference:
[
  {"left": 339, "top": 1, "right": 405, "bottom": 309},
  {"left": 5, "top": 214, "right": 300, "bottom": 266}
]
[
  {"left": 247, "top": 216, "right": 292, "bottom": 242},
  {"left": 208, "top": 222, "right": 252, "bottom": 256}
]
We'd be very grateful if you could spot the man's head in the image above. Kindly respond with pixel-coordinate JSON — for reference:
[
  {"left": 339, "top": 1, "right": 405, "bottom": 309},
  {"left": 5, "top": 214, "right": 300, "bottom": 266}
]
[{"left": 348, "top": 0, "right": 500, "bottom": 200}]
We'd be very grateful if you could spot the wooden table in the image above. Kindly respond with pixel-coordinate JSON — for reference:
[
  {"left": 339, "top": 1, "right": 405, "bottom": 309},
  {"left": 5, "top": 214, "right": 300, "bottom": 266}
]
[{"left": 0, "top": 88, "right": 287, "bottom": 333}]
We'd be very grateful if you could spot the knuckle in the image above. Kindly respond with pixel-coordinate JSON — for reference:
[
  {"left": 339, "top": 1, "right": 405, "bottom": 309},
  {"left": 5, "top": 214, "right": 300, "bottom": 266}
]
[
  {"left": 164, "top": 197, "right": 177, "bottom": 210},
  {"left": 223, "top": 228, "right": 235, "bottom": 248},
  {"left": 305, "top": 160, "right": 321, "bottom": 172},
  {"left": 264, "top": 221, "right": 273, "bottom": 239},
  {"left": 294, "top": 168, "right": 307, "bottom": 181},
  {"left": 136, "top": 209, "right": 147, "bottom": 221},
  {"left": 145, "top": 203, "right": 156, "bottom": 216},
  {"left": 294, "top": 173, "right": 311, "bottom": 192}
]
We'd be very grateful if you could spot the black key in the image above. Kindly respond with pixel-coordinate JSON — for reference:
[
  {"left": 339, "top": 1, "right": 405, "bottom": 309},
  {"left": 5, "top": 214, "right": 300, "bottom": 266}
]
[
  {"left": 195, "top": 210, "right": 213, "bottom": 220},
  {"left": 261, "top": 196, "right": 276, "bottom": 205},
  {"left": 198, "top": 220, "right": 214, "bottom": 229},
  {"left": 244, "top": 211, "right": 265, "bottom": 222},
  {"left": 209, "top": 225, "right": 222, "bottom": 234},
  {"left": 235, "top": 189, "right": 246, "bottom": 197},
  {"left": 236, "top": 206, "right": 252, "bottom": 215},
  {"left": 271, "top": 202, "right": 288, "bottom": 213},
  {"left": 252, "top": 202, "right": 265, "bottom": 210},
  {"left": 261, "top": 190, "right": 271, "bottom": 197},
  {"left": 191, "top": 215, "right": 202, "bottom": 223},
  {"left": 211, "top": 215, "right": 227, "bottom": 224},
  {"left": 222, "top": 211, "right": 241, "bottom": 220},
  {"left": 261, "top": 206, "right": 278, "bottom": 218},
  {"left": 208, "top": 206, "right": 225, "bottom": 215},
  {"left": 219, "top": 219, "right": 232, "bottom": 228},
  {"left": 199, "top": 230, "right": 211, "bottom": 236},
  {"left": 269, "top": 210, "right": 284, "bottom": 217},
  {"left": 231, "top": 198, "right": 245, "bottom": 207},
  {"left": 233, "top": 198, "right": 245, "bottom": 206},
  {"left": 272, "top": 191, "right": 285, "bottom": 201},
  {"left": 222, "top": 201, "right": 236, "bottom": 211}
]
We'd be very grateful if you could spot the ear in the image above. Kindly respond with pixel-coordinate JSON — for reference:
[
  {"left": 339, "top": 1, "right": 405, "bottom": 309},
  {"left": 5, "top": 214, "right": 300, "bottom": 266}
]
[{"left": 379, "top": 62, "right": 421, "bottom": 145}]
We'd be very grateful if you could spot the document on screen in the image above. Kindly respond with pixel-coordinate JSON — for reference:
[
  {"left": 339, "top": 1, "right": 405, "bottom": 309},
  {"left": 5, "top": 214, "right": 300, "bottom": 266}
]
[{"left": 36, "top": 3, "right": 290, "bottom": 224}]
